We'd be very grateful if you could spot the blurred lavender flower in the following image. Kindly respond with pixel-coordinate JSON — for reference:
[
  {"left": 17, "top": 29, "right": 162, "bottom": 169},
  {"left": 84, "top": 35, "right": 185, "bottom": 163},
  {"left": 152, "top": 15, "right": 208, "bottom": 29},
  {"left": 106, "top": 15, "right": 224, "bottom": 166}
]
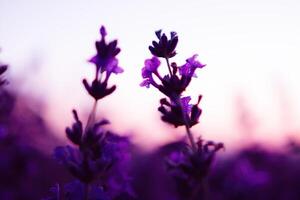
[
  {"left": 83, "top": 26, "right": 123, "bottom": 101},
  {"left": 46, "top": 26, "right": 134, "bottom": 200},
  {"left": 166, "top": 139, "right": 224, "bottom": 200}
]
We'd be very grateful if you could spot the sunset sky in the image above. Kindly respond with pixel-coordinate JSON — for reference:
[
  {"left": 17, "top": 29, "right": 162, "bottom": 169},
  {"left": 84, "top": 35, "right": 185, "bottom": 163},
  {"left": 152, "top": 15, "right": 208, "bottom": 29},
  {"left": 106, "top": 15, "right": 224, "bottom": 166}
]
[{"left": 1, "top": 0, "right": 300, "bottom": 149}]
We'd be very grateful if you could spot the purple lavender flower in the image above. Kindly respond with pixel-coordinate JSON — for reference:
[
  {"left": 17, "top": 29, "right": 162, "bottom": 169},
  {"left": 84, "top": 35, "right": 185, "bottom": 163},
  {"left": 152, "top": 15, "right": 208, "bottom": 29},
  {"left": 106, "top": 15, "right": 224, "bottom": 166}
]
[
  {"left": 83, "top": 26, "right": 123, "bottom": 101},
  {"left": 140, "top": 55, "right": 205, "bottom": 98},
  {"left": 50, "top": 26, "right": 135, "bottom": 200},
  {"left": 140, "top": 57, "right": 161, "bottom": 88},
  {"left": 89, "top": 26, "right": 121, "bottom": 73},
  {"left": 158, "top": 95, "right": 202, "bottom": 128},
  {"left": 141, "top": 56, "right": 161, "bottom": 78},
  {"left": 65, "top": 110, "right": 83, "bottom": 145},
  {"left": 166, "top": 139, "right": 224, "bottom": 199},
  {"left": 149, "top": 30, "right": 178, "bottom": 58},
  {"left": 179, "top": 54, "right": 206, "bottom": 78}
]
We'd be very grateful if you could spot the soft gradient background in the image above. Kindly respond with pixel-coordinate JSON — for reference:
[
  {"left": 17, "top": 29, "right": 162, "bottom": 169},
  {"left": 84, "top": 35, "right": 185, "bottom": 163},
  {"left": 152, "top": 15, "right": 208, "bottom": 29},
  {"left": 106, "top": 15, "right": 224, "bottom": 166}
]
[{"left": 1, "top": 0, "right": 300, "bottom": 149}]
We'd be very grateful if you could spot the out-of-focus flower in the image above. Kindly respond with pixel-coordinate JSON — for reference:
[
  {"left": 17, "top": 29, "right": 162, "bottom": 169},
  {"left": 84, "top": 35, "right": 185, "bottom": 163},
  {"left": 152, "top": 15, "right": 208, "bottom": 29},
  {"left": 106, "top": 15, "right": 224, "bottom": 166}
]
[
  {"left": 166, "top": 139, "right": 224, "bottom": 199},
  {"left": 149, "top": 30, "right": 178, "bottom": 58},
  {"left": 84, "top": 26, "right": 123, "bottom": 101},
  {"left": 43, "top": 181, "right": 109, "bottom": 200},
  {"left": 66, "top": 110, "right": 83, "bottom": 145},
  {"left": 83, "top": 79, "right": 116, "bottom": 101},
  {"left": 89, "top": 26, "right": 121, "bottom": 73}
]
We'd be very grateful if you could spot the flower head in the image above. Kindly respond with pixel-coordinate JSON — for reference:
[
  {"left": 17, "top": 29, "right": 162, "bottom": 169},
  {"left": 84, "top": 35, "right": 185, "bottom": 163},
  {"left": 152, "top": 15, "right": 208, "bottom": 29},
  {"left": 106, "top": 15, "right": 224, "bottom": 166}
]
[
  {"left": 179, "top": 54, "right": 206, "bottom": 78},
  {"left": 180, "top": 96, "right": 192, "bottom": 116},
  {"left": 142, "top": 56, "right": 161, "bottom": 78},
  {"left": 158, "top": 95, "right": 202, "bottom": 128},
  {"left": 84, "top": 26, "right": 123, "bottom": 101},
  {"left": 89, "top": 26, "right": 122, "bottom": 74},
  {"left": 166, "top": 139, "right": 224, "bottom": 198},
  {"left": 149, "top": 30, "right": 178, "bottom": 58},
  {"left": 83, "top": 78, "right": 116, "bottom": 100},
  {"left": 140, "top": 57, "right": 161, "bottom": 88}
]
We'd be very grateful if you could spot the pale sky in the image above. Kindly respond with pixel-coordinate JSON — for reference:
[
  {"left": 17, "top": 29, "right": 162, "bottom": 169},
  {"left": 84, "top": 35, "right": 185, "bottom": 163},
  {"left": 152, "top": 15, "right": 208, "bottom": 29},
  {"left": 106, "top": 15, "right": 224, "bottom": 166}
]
[{"left": 1, "top": 0, "right": 300, "bottom": 149}]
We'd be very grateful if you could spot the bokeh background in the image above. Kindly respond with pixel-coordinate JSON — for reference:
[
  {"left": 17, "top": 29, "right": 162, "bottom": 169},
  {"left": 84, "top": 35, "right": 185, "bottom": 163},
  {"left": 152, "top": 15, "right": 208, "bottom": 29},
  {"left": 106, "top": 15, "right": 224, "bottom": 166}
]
[{"left": 1, "top": 0, "right": 300, "bottom": 150}]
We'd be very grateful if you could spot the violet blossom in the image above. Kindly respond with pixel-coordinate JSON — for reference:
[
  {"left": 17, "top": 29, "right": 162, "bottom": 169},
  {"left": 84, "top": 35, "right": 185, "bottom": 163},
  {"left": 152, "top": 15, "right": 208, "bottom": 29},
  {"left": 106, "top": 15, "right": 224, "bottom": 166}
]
[
  {"left": 83, "top": 26, "right": 123, "bottom": 101},
  {"left": 47, "top": 26, "right": 134, "bottom": 200},
  {"left": 149, "top": 30, "right": 178, "bottom": 58}
]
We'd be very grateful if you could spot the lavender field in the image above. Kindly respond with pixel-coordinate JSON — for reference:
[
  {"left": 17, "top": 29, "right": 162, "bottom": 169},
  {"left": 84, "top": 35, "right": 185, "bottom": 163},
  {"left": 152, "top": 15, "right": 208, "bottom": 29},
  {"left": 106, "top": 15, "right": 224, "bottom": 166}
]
[{"left": 1, "top": 0, "right": 300, "bottom": 199}]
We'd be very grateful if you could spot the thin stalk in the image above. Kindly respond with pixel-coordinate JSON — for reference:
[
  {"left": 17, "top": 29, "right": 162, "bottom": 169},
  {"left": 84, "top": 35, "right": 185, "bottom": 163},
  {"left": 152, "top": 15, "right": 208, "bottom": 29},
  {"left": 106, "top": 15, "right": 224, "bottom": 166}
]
[
  {"left": 165, "top": 57, "right": 173, "bottom": 76},
  {"left": 85, "top": 100, "right": 98, "bottom": 131},
  {"left": 184, "top": 123, "right": 197, "bottom": 152},
  {"left": 177, "top": 96, "right": 197, "bottom": 152}
]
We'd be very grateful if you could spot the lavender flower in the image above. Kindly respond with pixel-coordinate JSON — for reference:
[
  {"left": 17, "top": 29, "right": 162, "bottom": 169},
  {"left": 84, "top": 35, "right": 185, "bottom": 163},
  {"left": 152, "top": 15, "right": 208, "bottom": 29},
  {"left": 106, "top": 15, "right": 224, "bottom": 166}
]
[
  {"left": 166, "top": 139, "right": 224, "bottom": 199},
  {"left": 83, "top": 26, "right": 123, "bottom": 101},
  {"left": 49, "top": 26, "right": 134, "bottom": 200},
  {"left": 141, "top": 29, "right": 223, "bottom": 199},
  {"left": 149, "top": 30, "right": 178, "bottom": 58},
  {"left": 140, "top": 56, "right": 161, "bottom": 88},
  {"left": 179, "top": 54, "right": 206, "bottom": 78},
  {"left": 141, "top": 30, "right": 206, "bottom": 133}
]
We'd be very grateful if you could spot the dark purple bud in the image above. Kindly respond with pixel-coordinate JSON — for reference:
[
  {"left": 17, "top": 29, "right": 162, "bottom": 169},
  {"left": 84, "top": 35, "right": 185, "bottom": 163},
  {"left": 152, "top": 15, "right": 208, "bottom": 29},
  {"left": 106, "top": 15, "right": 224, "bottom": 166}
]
[
  {"left": 83, "top": 79, "right": 116, "bottom": 100},
  {"left": 65, "top": 110, "right": 83, "bottom": 145},
  {"left": 155, "top": 29, "right": 162, "bottom": 39},
  {"left": 149, "top": 30, "right": 178, "bottom": 58},
  {"left": 100, "top": 26, "right": 107, "bottom": 38}
]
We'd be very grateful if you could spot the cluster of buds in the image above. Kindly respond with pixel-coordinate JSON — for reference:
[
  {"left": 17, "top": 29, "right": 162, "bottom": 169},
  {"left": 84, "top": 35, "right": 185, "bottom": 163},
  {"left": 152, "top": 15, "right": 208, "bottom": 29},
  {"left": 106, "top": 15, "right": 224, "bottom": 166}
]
[{"left": 83, "top": 26, "right": 123, "bottom": 101}]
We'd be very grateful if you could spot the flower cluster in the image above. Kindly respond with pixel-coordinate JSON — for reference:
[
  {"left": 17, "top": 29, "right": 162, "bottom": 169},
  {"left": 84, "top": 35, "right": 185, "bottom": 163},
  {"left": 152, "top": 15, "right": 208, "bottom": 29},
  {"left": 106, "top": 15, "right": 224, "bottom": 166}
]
[
  {"left": 166, "top": 139, "right": 224, "bottom": 199},
  {"left": 46, "top": 26, "right": 133, "bottom": 200},
  {"left": 83, "top": 26, "right": 123, "bottom": 101},
  {"left": 141, "top": 30, "right": 223, "bottom": 199},
  {"left": 141, "top": 32, "right": 205, "bottom": 134}
]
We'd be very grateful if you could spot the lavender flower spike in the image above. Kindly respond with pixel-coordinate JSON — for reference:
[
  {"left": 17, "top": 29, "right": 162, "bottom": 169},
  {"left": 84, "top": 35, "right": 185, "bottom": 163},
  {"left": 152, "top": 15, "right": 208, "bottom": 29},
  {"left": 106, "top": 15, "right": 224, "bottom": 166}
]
[
  {"left": 89, "top": 26, "right": 122, "bottom": 74},
  {"left": 140, "top": 56, "right": 161, "bottom": 88},
  {"left": 179, "top": 54, "right": 206, "bottom": 78},
  {"left": 149, "top": 30, "right": 178, "bottom": 58},
  {"left": 84, "top": 25, "right": 123, "bottom": 101}
]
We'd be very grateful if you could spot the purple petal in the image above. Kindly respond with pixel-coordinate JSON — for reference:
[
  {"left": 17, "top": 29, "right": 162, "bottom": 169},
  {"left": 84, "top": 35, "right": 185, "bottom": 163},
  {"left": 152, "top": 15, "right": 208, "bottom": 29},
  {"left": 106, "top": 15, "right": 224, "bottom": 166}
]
[
  {"left": 140, "top": 79, "right": 151, "bottom": 88},
  {"left": 181, "top": 96, "right": 192, "bottom": 115},
  {"left": 106, "top": 58, "right": 123, "bottom": 74},
  {"left": 145, "top": 56, "right": 160, "bottom": 72},
  {"left": 100, "top": 26, "right": 107, "bottom": 38}
]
